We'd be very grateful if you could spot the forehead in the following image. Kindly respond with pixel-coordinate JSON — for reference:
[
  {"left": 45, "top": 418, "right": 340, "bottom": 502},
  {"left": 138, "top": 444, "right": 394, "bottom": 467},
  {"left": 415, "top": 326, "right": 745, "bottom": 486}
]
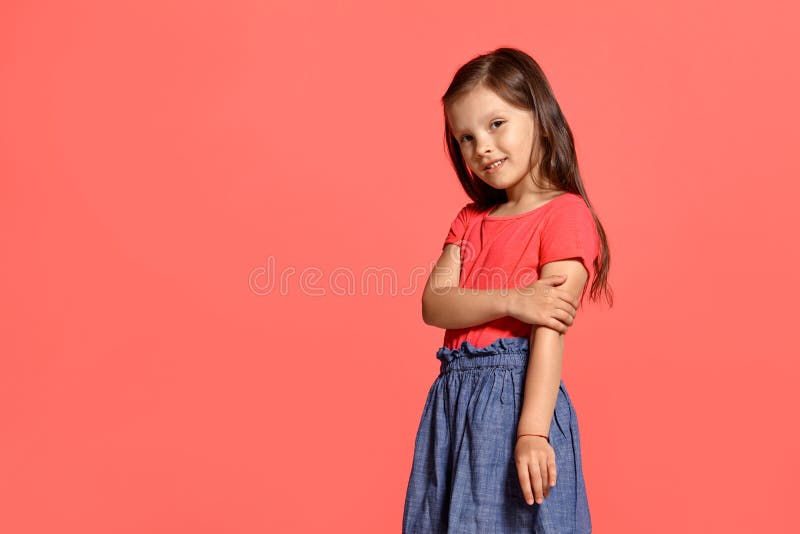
[{"left": 446, "top": 85, "right": 526, "bottom": 131}]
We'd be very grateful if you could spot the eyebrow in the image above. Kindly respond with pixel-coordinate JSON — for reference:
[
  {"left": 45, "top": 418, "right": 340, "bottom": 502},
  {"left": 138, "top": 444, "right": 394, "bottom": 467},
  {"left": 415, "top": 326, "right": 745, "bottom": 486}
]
[{"left": 452, "top": 109, "right": 507, "bottom": 135}]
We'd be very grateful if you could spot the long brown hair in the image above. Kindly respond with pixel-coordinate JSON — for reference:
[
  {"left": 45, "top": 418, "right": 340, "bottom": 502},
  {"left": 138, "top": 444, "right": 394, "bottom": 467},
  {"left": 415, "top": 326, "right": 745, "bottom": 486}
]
[{"left": 442, "top": 47, "right": 613, "bottom": 307}]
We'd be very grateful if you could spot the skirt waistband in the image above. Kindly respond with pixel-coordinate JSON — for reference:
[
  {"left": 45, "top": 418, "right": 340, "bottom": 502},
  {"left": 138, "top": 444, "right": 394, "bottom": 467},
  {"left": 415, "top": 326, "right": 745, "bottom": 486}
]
[{"left": 436, "top": 336, "right": 530, "bottom": 374}]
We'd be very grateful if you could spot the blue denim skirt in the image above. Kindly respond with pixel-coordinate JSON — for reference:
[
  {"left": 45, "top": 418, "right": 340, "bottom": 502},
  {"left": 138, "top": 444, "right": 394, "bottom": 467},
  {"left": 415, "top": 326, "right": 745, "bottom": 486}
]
[{"left": 402, "top": 336, "right": 591, "bottom": 533}]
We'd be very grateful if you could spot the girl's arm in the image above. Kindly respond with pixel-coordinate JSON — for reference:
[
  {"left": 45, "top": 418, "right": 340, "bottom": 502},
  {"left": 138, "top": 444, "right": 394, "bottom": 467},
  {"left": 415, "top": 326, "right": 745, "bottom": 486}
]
[
  {"left": 514, "top": 259, "right": 588, "bottom": 504},
  {"left": 422, "top": 245, "right": 579, "bottom": 331},
  {"left": 422, "top": 244, "right": 510, "bottom": 328},
  {"left": 516, "top": 259, "right": 590, "bottom": 438}
]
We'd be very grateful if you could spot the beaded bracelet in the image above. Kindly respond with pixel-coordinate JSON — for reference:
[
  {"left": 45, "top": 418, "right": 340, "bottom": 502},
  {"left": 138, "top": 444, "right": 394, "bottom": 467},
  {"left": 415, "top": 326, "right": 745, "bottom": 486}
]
[{"left": 516, "top": 433, "right": 549, "bottom": 443}]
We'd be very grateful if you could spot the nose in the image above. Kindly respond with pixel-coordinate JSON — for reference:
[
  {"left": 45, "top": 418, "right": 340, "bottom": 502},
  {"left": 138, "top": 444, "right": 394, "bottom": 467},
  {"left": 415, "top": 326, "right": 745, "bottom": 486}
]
[{"left": 474, "top": 135, "right": 493, "bottom": 157}]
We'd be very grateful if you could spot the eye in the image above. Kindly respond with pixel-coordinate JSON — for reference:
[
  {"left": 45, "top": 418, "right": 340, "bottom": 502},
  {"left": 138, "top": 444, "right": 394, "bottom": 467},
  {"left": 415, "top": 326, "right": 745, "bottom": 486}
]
[{"left": 458, "top": 120, "right": 504, "bottom": 144}]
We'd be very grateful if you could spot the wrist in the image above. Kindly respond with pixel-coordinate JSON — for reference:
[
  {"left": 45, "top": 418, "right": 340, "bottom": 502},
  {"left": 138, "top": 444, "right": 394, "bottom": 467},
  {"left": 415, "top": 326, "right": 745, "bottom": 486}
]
[
  {"left": 516, "top": 432, "right": 550, "bottom": 443},
  {"left": 503, "top": 290, "right": 518, "bottom": 319}
]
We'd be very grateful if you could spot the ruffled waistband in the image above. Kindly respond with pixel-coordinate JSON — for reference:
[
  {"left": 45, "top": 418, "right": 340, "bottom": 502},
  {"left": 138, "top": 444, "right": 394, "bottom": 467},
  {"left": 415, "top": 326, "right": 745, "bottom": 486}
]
[{"left": 436, "top": 336, "right": 530, "bottom": 373}]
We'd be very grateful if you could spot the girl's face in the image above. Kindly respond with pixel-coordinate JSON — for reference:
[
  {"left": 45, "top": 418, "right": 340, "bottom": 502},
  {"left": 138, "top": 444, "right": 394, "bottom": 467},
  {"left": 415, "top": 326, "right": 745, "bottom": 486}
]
[{"left": 446, "top": 84, "right": 544, "bottom": 196}]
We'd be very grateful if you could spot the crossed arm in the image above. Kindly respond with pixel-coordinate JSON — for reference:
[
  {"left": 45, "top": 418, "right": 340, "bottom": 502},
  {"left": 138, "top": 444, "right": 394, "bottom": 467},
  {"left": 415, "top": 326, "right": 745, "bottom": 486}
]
[
  {"left": 421, "top": 244, "right": 512, "bottom": 328},
  {"left": 422, "top": 243, "right": 590, "bottom": 436},
  {"left": 421, "top": 243, "right": 582, "bottom": 333}
]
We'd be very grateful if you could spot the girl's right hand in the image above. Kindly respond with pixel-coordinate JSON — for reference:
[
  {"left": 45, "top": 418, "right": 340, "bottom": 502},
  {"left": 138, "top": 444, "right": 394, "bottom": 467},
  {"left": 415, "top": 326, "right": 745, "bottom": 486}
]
[{"left": 507, "top": 274, "right": 579, "bottom": 333}]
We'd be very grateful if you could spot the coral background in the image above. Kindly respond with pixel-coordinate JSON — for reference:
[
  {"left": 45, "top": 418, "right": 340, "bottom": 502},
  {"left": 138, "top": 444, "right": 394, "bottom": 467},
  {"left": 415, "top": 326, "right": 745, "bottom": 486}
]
[{"left": 2, "top": 0, "right": 798, "bottom": 532}]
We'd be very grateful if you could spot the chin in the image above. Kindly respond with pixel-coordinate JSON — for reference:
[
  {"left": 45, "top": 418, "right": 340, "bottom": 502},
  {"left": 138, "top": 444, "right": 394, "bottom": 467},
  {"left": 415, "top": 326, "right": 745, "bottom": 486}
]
[
  {"left": 477, "top": 178, "right": 504, "bottom": 189},
  {"left": 482, "top": 177, "right": 521, "bottom": 190}
]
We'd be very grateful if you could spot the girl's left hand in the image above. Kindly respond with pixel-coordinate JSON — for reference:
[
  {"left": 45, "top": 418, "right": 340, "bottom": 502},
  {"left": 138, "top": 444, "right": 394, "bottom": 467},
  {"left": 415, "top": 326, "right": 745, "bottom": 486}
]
[{"left": 513, "top": 435, "right": 557, "bottom": 506}]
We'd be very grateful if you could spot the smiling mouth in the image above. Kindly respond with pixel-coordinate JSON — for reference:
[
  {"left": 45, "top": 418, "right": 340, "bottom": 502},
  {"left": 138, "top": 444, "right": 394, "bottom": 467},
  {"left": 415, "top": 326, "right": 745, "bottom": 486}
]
[{"left": 484, "top": 158, "right": 507, "bottom": 173}]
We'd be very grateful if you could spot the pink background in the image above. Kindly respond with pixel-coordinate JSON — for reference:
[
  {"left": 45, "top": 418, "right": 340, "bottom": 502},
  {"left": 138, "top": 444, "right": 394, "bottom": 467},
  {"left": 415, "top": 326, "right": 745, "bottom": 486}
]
[{"left": 2, "top": 0, "right": 799, "bottom": 532}]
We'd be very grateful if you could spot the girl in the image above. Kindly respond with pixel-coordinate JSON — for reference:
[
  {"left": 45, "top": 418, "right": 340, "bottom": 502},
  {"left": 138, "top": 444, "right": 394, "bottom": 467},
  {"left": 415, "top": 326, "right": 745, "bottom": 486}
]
[{"left": 402, "top": 47, "right": 613, "bottom": 533}]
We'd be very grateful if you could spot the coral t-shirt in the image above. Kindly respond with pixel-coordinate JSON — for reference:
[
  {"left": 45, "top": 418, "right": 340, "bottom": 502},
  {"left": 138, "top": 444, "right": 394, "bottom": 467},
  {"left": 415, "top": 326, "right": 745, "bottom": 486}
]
[{"left": 440, "top": 192, "right": 600, "bottom": 349}]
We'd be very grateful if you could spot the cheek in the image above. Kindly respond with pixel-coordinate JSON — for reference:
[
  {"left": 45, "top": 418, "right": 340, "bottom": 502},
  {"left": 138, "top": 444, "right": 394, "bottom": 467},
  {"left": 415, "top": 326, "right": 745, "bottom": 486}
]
[
  {"left": 499, "top": 130, "right": 520, "bottom": 151},
  {"left": 507, "top": 132, "right": 532, "bottom": 159}
]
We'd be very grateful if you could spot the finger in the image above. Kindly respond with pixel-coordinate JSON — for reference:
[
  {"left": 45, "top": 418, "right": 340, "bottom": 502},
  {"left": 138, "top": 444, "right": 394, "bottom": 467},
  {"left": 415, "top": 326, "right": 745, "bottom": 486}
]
[
  {"left": 515, "top": 460, "right": 535, "bottom": 506},
  {"left": 557, "top": 293, "right": 578, "bottom": 315},
  {"left": 549, "top": 311, "right": 571, "bottom": 332},
  {"left": 542, "top": 274, "right": 567, "bottom": 284},
  {"left": 555, "top": 289, "right": 578, "bottom": 307},
  {"left": 548, "top": 453, "right": 558, "bottom": 488},
  {"left": 549, "top": 318, "right": 568, "bottom": 334},
  {"left": 539, "top": 457, "right": 551, "bottom": 498},
  {"left": 528, "top": 461, "right": 544, "bottom": 504},
  {"left": 564, "top": 299, "right": 578, "bottom": 318},
  {"left": 558, "top": 304, "right": 576, "bottom": 321},
  {"left": 553, "top": 307, "right": 574, "bottom": 326}
]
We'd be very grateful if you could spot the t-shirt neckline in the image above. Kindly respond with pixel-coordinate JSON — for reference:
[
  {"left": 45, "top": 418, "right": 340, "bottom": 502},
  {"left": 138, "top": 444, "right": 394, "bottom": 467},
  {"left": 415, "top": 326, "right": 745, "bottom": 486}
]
[{"left": 483, "top": 192, "right": 571, "bottom": 220}]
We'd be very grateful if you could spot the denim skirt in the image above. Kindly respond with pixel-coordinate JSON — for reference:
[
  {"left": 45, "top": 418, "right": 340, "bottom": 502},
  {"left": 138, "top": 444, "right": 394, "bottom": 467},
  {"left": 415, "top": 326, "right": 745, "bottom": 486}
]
[{"left": 402, "top": 336, "right": 591, "bottom": 533}]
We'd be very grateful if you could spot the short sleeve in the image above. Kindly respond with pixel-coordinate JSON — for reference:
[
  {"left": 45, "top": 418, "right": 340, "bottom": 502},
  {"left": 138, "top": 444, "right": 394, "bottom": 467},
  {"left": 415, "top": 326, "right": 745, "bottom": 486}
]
[
  {"left": 538, "top": 198, "right": 600, "bottom": 276},
  {"left": 442, "top": 202, "right": 474, "bottom": 250}
]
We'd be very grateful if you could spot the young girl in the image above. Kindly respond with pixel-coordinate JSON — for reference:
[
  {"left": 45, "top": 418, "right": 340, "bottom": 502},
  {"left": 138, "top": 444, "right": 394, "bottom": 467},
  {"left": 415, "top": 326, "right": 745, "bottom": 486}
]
[{"left": 402, "top": 48, "right": 613, "bottom": 533}]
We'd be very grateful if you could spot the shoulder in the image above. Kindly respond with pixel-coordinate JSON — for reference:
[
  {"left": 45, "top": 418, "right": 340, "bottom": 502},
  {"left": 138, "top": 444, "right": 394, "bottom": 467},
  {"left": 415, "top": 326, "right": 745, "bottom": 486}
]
[
  {"left": 538, "top": 192, "right": 602, "bottom": 281},
  {"left": 443, "top": 201, "right": 481, "bottom": 247},
  {"left": 450, "top": 201, "right": 481, "bottom": 221},
  {"left": 559, "top": 192, "right": 591, "bottom": 210},
  {"left": 545, "top": 193, "right": 595, "bottom": 223},
  {"left": 540, "top": 193, "right": 600, "bottom": 249},
  {"left": 461, "top": 201, "right": 480, "bottom": 214}
]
